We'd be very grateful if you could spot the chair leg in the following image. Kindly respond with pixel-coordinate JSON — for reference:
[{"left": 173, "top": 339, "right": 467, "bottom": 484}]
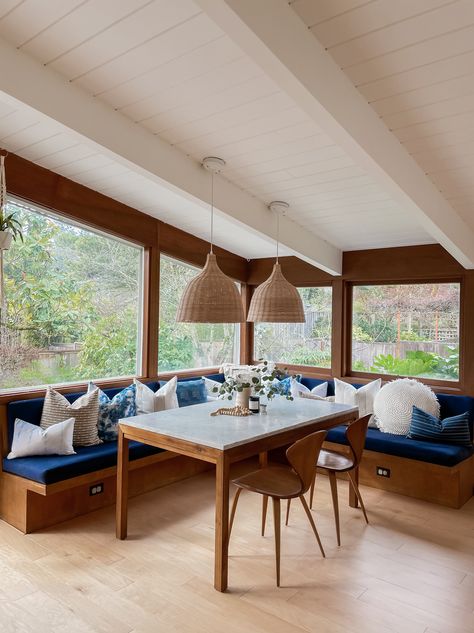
[
  {"left": 261, "top": 495, "right": 268, "bottom": 536},
  {"left": 229, "top": 488, "right": 241, "bottom": 538},
  {"left": 347, "top": 471, "right": 369, "bottom": 524},
  {"left": 299, "top": 495, "right": 325, "bottom": 558},
  {"left": 328, "top": 471, "right": 341, "bottom": 546},
  {"left": 285, "top": 498, "right": 291, "bottom": 526},
  {"left": 272, "top": 497, "right": 281, "bottom": 587},
  {"left": 309, "top": 469, "right": 316, "bottom": 509}
]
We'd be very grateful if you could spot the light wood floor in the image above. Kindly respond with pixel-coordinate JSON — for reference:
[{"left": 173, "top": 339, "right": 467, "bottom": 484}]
[{"left": 0, "top": 467, "right": 473, "bottom": 633}]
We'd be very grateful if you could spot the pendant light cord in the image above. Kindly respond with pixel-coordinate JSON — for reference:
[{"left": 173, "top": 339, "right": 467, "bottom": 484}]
[
  {"left": 276, "top": 209, "right": 280, "bottom": 263},
  {"left": 210, "top": 170, "right": 214, "bottom": 254}
]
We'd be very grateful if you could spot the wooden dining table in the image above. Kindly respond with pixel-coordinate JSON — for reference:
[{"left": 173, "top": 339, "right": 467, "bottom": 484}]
[{"left": 115, "top": 398, "right": 358, "bottom": 592}]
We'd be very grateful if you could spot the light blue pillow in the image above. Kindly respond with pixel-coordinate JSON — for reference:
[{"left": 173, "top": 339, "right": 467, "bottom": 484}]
[
  {"left": 88, "top": 383, "right": 136, "bottom": 442},
  {"left": 408, "top": 406, "right": 472, "bottom": 446}
]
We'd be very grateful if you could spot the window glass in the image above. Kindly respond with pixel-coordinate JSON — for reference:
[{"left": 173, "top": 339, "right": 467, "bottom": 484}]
[
  {"left": 254, "top": 287, "right": 332, "bottom": 367},
  {"left": 158, "top": 255, "right": 239, "bottom": 371},
  {"left": 352, "top": 283, "right": 460, "bottom": 381},
  {"left": 0, "top": 200, "right": 143, "bottom": 389}
]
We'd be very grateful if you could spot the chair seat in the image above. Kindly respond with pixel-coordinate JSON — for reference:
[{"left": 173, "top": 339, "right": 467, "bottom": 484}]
[
  {"left": 317, "top": 449, "right": 354, "bottom": 472},
  {"left": 233, "top": 466, "right": 302, "bottom": 499}
]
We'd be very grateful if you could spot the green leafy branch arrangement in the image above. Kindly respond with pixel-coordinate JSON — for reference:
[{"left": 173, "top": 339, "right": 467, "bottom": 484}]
[{"left": 212, "top": 361, "right": 294, "bottom": 401}]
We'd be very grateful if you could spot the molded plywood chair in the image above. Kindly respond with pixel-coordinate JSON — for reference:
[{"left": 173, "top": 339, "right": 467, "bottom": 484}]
[
  {"left": 287, "top": 415, "right": 371, "bottom": 546},
  {"left": 228, "top": 430, "right": 327, "bottom": 587}
]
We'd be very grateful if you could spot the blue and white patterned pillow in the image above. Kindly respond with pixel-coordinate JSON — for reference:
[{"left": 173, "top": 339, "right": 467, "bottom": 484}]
[
  {"left": 272, "top": 375, "right": 302, "bottom": 396},
  {"left": 88, "top": 383, "right": 136, "bottom": 442}
]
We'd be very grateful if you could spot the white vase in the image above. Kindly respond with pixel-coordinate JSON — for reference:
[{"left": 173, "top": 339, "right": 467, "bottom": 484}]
[
  {"left": 0, "top": 231, "right": 12, "bottom": 250},
  {"left": 235, "top": 387, "right": 251, "bottom": 409}
]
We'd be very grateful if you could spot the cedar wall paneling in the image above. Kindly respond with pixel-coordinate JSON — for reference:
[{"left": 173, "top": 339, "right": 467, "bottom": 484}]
[
  {"left": 247, "top": 246, "right": 471, "bottom": 394},
  {"left": 1, "top": 151, "right": 248, "bottom": 402},
  {"left": 3, "top": 150, "right": 473, "bottom": 396}
]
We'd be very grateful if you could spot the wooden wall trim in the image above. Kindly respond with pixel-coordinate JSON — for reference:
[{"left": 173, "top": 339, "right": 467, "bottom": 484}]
[
  {"left": 5, "top": 152, "right": 156, "bottom": 246},
  {"left": 158, "top": 221, "right": 248, "bottom": 282},
  {"left": 247, "top": 255, "right": 333, "bottom": 286},
  {"left": 342, "top": 244, "right": 464, "bottom": 281},
  {"left": 4, "top": 150, "right": 248, "bottom": 279},
  {"left": 247, "top": 245, "right": 471, "bottom": 394}
]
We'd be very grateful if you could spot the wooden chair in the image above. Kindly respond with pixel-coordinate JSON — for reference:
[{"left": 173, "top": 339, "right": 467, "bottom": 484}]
[
  {"left": 286, "top": 414, "right": 371, "bottom": 546},
  {"left": 228, "top": 430, "right": 327, "bottom": 587}
]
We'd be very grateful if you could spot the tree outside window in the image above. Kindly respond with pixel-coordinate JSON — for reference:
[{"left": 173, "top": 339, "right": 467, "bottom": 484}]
[
  {"left": 352, "top": 283, "right": 460, "bottom": 380},
  {"left": 254, "top": 286, "right": 332, "bottom": 368},
  {"left": 158, "top": 255, "right": 239, "bottom": 371},
  {"left": 0, "top": 200, "right": 142, "bottom": 389}
]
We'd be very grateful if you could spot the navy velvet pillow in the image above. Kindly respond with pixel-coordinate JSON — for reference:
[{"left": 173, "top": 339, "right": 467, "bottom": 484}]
[
  {"left": 176, "top": 379, "right": 207, "bottom": 407},
  {"left": 408, "top": 406, "right": 472, "bottom": 446}
]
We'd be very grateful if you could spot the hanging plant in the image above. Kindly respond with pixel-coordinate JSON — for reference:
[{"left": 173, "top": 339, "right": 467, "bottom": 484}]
[{"left": 0, "top": 209, "right": 23, "bottom": 249}]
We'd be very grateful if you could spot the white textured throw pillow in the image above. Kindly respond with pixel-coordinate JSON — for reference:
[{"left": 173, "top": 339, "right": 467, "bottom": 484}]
[
  {"left": 134, "top": 377, "right": 179, "bottom": 414},
  {"left": 334, "top": 378, "right": 381, "bottom": 420},
  {"left": 290, "top": 378, "right": 328, "bottom": 399},
  {"left": 374, "top": 378, "right": 439, "bottom": 435},
  {"left": 8, "top": 417, "right": 75, "bottom": 459}
]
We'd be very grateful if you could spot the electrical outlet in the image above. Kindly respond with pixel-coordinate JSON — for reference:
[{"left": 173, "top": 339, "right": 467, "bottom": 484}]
[
  {"left": 89, "top": 483, "right": 104, "bottom": 496},
  {"left": 376, "top": 467, "right": 390, "bottom": 478}
]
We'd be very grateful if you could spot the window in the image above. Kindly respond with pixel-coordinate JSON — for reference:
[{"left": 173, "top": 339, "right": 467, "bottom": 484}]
[
  {"left": 0, "top": 200, "right": 143, "bottom": 390},
  {"left": 352, "top": 283, "right": 460, "bottom": 381},
  {"left": 158, "top": 255, "right": 239, "bottom": 371},
  {"left": 254, "top": 287, "right": 332, "bottom": 367}
]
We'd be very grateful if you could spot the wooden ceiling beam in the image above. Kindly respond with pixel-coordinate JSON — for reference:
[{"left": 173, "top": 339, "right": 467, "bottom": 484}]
[
  {"left": 0, "top": 35, "right": 342, "bottom": 275},
  {"left": 197, "top": 0, "right": 474, "bottom": 269}
]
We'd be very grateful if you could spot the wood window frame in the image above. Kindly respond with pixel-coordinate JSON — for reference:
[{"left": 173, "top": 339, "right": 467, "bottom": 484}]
[
  {"left": 251, "top": 281, "right": 334, "bottom": 377},
  {"left": 344, "top": 277, "right": 464, "bottom": 393},
  {"left": 1, "top": 152, "right": 248, "bottom": 398}
]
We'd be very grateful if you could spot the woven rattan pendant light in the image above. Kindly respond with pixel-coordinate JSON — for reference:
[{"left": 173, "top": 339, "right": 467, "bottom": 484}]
[
  {"left": 247, "top": 201, "right": 305, "bottom": 323},
  {"left": 176, "top": 157, "right": 244, "bottom": 323}
]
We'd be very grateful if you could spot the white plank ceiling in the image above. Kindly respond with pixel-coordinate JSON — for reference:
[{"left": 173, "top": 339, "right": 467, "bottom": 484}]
[
  {"left": 291, "top": 0, "right": 474, "bottom": 237},
  {"left": 1, "top": 0, "right": 470, "bottom": 259}
]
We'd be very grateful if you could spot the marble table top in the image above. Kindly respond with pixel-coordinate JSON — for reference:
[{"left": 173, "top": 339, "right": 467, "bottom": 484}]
[{"left": 120, "top": 398, "right": 357, "bottom": 451}]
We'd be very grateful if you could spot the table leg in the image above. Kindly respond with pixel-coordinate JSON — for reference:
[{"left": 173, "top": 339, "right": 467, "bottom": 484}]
[
  {"left": 259, "top": 451, "right": 268, "bottom": 468},
  {"left": 116, "top": 428, "right": 129, "bottom": 539},
  {"left": 214, "top": 453, "right": 230, "bottom": 592},
  {"left": 349, "top": 466, "right": 359, "bottom": 508}
]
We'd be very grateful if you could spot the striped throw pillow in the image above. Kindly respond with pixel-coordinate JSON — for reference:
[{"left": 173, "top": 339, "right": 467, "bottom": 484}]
[
  {"left": 41, "top": 387, "right": 101, "bottom": 447},
  {"left": 408, "top": 406, "right": 472, "bottom": 446}
]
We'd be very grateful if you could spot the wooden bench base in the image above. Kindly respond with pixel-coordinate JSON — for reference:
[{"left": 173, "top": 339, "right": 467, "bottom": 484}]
[
  {"left": 323, "top": 441, "right": 474, "bottom": 509},
  {"left": 0, "top": 451, "right": 212, "bottom": 533}
]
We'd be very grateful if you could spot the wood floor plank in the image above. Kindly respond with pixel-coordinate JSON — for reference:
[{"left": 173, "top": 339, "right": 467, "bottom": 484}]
[{"left": 0, "top": 469, "right": 472, "bottom": 633}]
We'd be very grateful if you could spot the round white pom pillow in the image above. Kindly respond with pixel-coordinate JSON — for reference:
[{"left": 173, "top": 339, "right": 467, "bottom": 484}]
[{"left": 373, "top": 378, "right": 439, "bottom": 435}]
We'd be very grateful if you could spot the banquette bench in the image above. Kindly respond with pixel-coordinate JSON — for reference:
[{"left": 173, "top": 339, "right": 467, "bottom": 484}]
[
  {"left": 0, "top": 374, "right": 473, "bottom": 534},
  {"left": 0, "top": 376, "right": 224, "bottom": 533},
  {"left": 300, "top": 377, "right": 474, "bottom": 508}
]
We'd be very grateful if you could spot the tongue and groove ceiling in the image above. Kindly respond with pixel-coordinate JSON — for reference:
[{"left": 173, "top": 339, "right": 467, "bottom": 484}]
[{"left": 0, "top": 0, "right": 473, "bottom": 273}]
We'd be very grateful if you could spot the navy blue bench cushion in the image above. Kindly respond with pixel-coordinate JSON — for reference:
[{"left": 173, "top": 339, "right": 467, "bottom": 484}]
[
  {"left": 3, "top": 440, "right": 163, "bottom": 485},
  {"left": 326, "top": 425, "right": 473, "bottom": 467},
  {"left": 6, "top": 382, "right": 160, "bottom": 448}
]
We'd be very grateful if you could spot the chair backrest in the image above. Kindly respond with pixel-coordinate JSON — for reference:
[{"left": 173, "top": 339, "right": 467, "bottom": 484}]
[
  {"left": 345, "top": 415, "right": 371, "bottom": 467},
  {"left": 286, "top": 430, "right": 327, "bottom": 493}
]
